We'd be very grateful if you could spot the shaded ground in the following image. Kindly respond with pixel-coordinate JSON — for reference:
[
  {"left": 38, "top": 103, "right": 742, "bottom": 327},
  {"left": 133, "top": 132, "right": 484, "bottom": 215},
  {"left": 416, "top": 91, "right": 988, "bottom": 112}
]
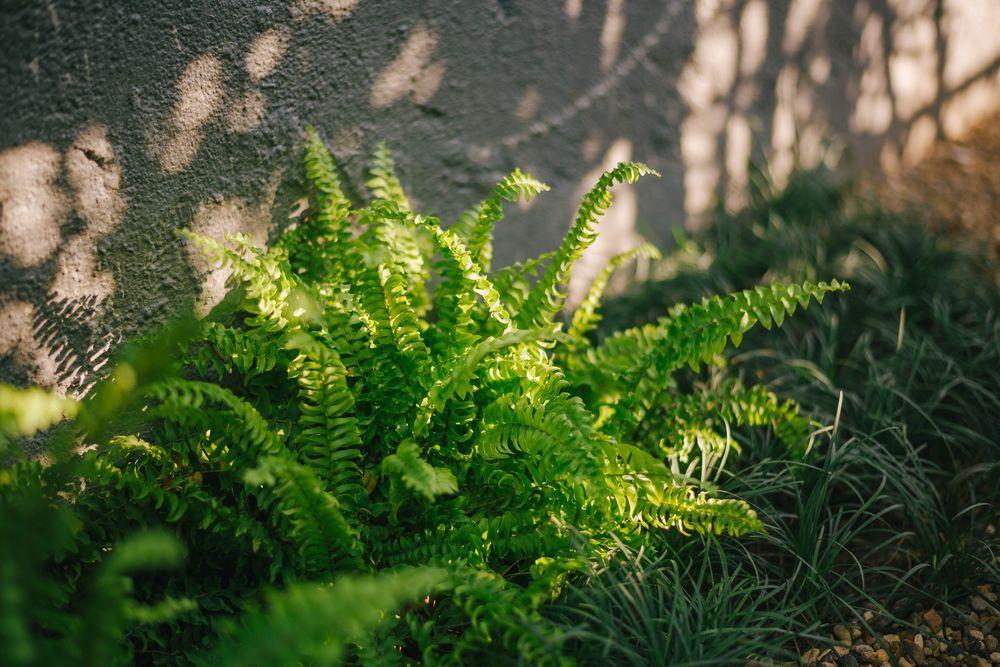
[
  {"left": 793, "top": 587, "right": 999, "bottom": 666},
  {"left": 786, "top": 110, "right": 1000, "bottom": 667}
]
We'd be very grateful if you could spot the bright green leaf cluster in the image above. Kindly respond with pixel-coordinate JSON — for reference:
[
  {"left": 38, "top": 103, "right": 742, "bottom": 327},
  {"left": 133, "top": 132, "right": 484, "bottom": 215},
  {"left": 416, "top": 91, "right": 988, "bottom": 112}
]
[{"left": 0, "top": 133, "right": 846, "bottom": 664}]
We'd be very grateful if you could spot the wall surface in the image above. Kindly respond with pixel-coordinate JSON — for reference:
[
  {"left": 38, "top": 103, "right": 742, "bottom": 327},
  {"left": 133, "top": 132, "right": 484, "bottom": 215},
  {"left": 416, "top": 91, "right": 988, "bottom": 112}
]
[{"left": 1, "top": 0, "right": 998, "bottom": 392}]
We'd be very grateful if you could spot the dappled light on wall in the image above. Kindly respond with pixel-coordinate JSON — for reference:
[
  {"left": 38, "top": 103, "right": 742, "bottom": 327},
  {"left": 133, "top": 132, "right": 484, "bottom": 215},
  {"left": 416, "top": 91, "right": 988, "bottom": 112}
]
[
  {"left": 599, "top": 0, "right": 626, "bottom": 73},
  {"left": 245, "top": 27, "right": 292, "bottom": 83},
  {"left": 186, "top": 178, "right": 280, "bottom": 317},
  {"left": 51, "top": 125, "right": 127, "bottom": 303},
  {"left": 153, "top": 55, "right": 225, "bottom": 175},
  {"left": 0, "top": 142, "right": 67, "bottom": 268},
  {"left": 291, "top": 0, "right": 359, "bottom": 24},
  {"left": 0, "top": 123, "right": 127, "bottom": 393},
  {"left": 370, "top": 23, "right": 445, "bottom": 109},
  {"left": 1, "top": 0, "right": 998, "bottom": 394},
  {"left": 677, "top": 0, "right": 999, "bottom": 220}
]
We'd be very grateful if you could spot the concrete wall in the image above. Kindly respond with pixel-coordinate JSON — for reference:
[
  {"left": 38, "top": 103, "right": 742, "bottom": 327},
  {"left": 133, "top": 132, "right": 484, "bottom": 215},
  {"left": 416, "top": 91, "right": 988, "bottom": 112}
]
[{"left": 1, "top": 0, "right": 998, "bottom": 392}]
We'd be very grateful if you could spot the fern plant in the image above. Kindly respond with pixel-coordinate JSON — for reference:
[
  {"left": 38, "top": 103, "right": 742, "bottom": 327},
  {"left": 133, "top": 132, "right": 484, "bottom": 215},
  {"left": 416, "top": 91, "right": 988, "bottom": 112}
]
[{"left": 0, "top": 129, "right": 846, "bottom": 664}]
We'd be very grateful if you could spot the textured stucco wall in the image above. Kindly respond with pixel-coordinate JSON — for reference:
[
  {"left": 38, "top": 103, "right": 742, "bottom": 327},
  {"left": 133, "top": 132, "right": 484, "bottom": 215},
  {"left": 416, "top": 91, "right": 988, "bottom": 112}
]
[{"left": 1, "top": 0, "right": 998, "bottom": 392}]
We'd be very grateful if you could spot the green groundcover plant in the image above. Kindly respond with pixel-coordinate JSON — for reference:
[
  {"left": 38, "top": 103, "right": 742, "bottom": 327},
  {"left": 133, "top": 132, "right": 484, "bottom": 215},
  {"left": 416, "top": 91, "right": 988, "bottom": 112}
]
[
  {"left": 0, "top": 131, "right": 846, "bottom": 665},
  {"left": 565, "top": 164, "right": 999, "bottom": 664}
]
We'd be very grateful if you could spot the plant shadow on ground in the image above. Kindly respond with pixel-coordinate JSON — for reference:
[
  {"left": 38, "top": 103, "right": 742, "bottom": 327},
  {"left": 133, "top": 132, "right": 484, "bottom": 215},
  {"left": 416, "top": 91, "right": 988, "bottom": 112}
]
[{"left": 548, "top": 163, "right": 999, "bottom": 665}]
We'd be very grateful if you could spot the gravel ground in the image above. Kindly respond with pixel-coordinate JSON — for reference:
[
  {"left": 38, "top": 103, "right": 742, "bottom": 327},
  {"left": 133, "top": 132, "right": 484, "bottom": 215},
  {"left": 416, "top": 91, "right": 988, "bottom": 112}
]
[{"left": 784, "top": 584, "right": 1000, "bottom": 667}]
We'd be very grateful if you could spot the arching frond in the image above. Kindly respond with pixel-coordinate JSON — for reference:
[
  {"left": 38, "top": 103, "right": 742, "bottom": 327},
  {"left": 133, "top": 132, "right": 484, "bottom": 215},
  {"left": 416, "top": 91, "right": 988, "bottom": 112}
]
[
  {"left": 466, "top": 169, "right": 549, "bottom": 272},
  {"left": 518, "top": 162, "right": 659, "bottom": 328}
]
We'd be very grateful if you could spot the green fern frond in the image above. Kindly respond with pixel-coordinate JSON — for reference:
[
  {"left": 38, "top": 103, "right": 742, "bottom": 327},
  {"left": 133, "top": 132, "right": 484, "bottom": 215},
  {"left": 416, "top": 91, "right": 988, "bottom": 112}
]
[
  {"left": 490, "top": 250, "right": 555, "bottom": 313},
  {"left": 518, "top": 162, "right": 659, "bottom": 328},
  {"left": 362, "top": 191, "right": 432, "bottom": 319},
  {"left": 281, "top": 127, "right": 354, "bottom": 283},
  {"left": 245, "top": 456, "right": 365, "bottom": 574},
  {"left": 181, "top": 231, "right": 315, "bottom": 335},
  {"left": 367, "top": 200, "right": 512, "bottom": 349},
  {"left": 203, "top": 567, "right": 449, "bottom": 667},
  {"left": 304, "top": 127, "right": 351, "bottom": 219},
  {"left": 651, "top": 381, "right": 813, "bottom": 470},
  {"left": 632, "top": 482, "right": 763, "bottom": 536},
  {"left": 466, "top": 169, "right": 549, "bottom": 272},
  {"left": 376, "top": 262, "right": 433, "bottom": 371},
  {"left": 591, "top": 280, "right": 849, "bottom": 386},
  {"left": 193, "top": 322, "right": 282, "bottom": 381},
  {"left": 284, "top": 332, "right": 366, "bottom": 507},
  {"left": 381, "top": 440, "right": 457, "bottom": 505},
  {"left": 0, "top": 385, "right": 77, "bottom": 454},
  {"left": 414, "top": 326, "right": 559, "bottom": 437},
  {"left": 148, "top": 379, "right": 285, "bottom": 466},
  {"left": 366, "top": 142, "right": 410, "bottom": 210},
  {"left": 567, "top": 242, "right": 662, "bottom": 346}
]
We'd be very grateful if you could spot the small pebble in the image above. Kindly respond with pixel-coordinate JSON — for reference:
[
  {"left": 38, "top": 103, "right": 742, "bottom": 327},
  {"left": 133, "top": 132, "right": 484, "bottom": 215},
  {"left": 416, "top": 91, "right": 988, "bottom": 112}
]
[
  {"left": 834, "top": 625, "right": 852, "bottom": 643},
  {"left": 989, "top": 651, "right": 1000, "bottom": 663},
  {"left": 969, "top": 629, "right": 984, "bottom": 641},
  {"left": 838, "top": 653, "right": 860, "bottom": 667},
  {"left": 903, "top": 639, "right": 927, "bottom": 666},
  {"left": 925, "top": 610, "right": 944, "bottom": 634},
  {"left": 971, "top": 597, "right": 989, "bottom": 613}
]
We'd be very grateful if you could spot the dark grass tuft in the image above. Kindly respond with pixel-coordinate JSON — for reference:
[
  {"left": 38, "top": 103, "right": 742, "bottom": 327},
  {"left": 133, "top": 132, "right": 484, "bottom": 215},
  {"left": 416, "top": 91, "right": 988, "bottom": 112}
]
[{"left": 551, "top": 164, "right": 999, "bottom": 662}]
